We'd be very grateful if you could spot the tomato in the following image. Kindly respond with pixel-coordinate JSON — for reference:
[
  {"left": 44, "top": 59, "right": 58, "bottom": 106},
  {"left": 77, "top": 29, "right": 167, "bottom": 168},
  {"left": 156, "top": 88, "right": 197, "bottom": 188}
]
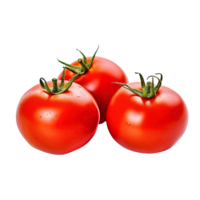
[
  {"left": 106, "top": 73, "right": 188, "bottom": 153},
  {"left": 57, "top": 47, "right": 128, "bottom": 124},
  {"left": 16, "top": 73, "right": 99, "bottom": 155}
]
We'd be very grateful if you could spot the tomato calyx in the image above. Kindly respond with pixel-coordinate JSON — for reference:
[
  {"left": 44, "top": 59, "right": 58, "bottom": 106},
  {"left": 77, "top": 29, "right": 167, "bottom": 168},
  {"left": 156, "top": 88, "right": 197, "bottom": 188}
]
[
  {"left": 57, "top": 45, "right": 99, "bottom": 75},
  {"left": 39, "top": 68, "right": 79, "bottom": 95},
  {"left": 114, "top": 72, "right": 163, "bottom": 99}
]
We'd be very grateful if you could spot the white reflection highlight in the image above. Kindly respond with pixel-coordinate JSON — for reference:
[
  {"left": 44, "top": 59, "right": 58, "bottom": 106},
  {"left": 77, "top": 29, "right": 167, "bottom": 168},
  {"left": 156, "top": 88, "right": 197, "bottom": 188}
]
[{"left": 125, "top": 110, "right": 144, "bottom": 126}]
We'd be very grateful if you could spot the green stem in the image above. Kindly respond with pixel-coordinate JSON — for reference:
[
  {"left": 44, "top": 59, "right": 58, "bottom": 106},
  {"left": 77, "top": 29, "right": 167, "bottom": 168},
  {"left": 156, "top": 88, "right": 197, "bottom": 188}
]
[
  {"left": 78, "top": 59, "right": 89, "bottom": 73},
  {"left": 57, "top": 59, "right": 83, "bottom": 74},
  {"left": 59, "top": 68, "right": 65, "bottom": 87},
  {"left": 38, "top": 74, "right": 80, "bottom": 95},
  {"left": 52, "top": 78, "right": 59, "bottom": 93},
  {"left": 74, "top": 48, "right": 88, "bottom": 65},
  {"left": 135, "top": 72, "right": 145, "bottom": 89},
  {"left": 57, "top": 45, "right": 99, "bottom": 75},
  {"left": 40, "top": 70, "right": 80, "bottom": 95},
  {"left": 54, "top": 56, "right": 65, "bottom": 65},
  {"left": 88, "top": 43, "right": 101, "bottom": 68},
  {"left": 55, "top": 56, "right": 83, "bottom": 74},
  {"left": 40, "top": 78, "right": 52, "bottom": 94},
  {"left": 113, "top": 73, "right": 163, "bottom": 99}
]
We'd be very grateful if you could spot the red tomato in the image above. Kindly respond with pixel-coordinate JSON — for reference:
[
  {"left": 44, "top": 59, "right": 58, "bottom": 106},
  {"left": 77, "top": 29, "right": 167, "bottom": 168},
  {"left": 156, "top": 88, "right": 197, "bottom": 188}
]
[
  {"left": 16, "top": 80, "right": 99, "bottom": 155},
  {"left": 58, "top": 56, "right": 128, "bottom": 124},
  {"left": 106, "top": 82, "right": 188, "bottom": 153}
]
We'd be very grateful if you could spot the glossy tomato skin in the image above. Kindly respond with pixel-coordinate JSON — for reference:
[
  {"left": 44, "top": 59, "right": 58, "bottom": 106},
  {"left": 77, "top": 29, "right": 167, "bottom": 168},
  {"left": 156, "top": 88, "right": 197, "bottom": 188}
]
[
  {"left": 58, "top": 56, "right": 128, "bottom": 124},
  {"left": 16, "top": 81, "right": 99, "bottom": 155},
  {"left": 106, "top": 82, "right": 188, "bottom": 153}
]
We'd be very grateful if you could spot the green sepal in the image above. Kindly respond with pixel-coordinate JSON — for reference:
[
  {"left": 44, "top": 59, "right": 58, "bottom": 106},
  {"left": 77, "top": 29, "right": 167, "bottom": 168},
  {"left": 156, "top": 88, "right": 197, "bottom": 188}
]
[
  {"left": 113, "top": 71, "right": 165, "bottom": 99},
  {"left": 55, "top": 43, "right": 101, "bottom": 75},
  {"left": 38, "top": 65, "right": 80, "bottom": 95}
]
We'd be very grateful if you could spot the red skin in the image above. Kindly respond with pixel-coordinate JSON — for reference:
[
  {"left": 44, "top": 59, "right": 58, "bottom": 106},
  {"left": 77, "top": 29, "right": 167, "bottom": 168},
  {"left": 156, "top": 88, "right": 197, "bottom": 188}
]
[
  {"left": 106, "top": 82, "right": 188, "bottom": 153},
  {"left": 58, "top": 56, "right": 128, "bottom": 124},
  {"left": 16, "top": 81, "right": 99, "bottom": 155}
]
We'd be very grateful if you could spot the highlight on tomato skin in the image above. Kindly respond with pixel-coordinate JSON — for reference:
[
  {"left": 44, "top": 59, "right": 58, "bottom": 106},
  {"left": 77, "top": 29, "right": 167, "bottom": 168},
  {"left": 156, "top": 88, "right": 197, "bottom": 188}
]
[
  {"left": 106, "top": 73, "right": 188, "bottom": 154},
  {"left": 16, "top": 76, "right": 100, "bottom": 155}
]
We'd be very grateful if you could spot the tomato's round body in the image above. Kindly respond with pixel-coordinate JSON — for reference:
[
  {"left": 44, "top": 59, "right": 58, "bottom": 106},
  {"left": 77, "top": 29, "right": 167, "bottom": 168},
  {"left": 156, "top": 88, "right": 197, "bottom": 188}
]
[
  {"left": 106, "top": 82, "right": 188, "bottom": 153},
  {"left": 16, "top": 81, "right": 99, "bottom": 155},
  {"left": 58, "top": 56, "right": 128, "bottom": 124}
]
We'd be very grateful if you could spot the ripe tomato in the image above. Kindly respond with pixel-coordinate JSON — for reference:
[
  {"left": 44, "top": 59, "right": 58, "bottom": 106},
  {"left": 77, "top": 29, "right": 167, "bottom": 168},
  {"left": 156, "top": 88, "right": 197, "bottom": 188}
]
[
  {"left": 16, "top": 76, "right": 99, "bottom": 155},
  {"left": 106, "top": 74, "right": 188, "bottom": 153},
  {"left": 57, "top": 47, "right": 128, "bottom": 124}
]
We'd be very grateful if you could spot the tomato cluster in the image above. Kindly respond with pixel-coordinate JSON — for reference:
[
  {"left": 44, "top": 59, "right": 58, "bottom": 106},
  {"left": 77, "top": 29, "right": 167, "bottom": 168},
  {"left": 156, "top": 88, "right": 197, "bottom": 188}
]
[{"left": 16, "top": 46, "right": 188, "bottom": 155}]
